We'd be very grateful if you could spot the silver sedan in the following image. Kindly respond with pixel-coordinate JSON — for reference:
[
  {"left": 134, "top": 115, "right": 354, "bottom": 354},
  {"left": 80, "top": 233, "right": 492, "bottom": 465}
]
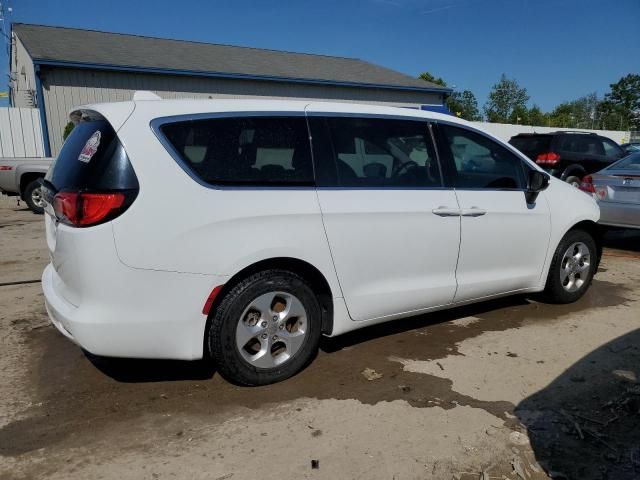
[{"left": 580, "top": 153, "right": 640, "bottom": 229}]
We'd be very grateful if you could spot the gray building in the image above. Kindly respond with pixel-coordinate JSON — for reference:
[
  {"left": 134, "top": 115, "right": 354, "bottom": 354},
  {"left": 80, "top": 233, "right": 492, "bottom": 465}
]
[{"left": 9, "top": 23, "right": 450, "bottom": 157}]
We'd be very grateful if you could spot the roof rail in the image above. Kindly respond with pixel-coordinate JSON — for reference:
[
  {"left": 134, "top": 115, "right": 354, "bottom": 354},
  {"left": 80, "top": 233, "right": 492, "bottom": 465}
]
[
  {"left": 554, "top": 130, "right": 597, "bottom": 135},
  {"left": 133, "top": 91, "right": 162, "bottom": 101}
]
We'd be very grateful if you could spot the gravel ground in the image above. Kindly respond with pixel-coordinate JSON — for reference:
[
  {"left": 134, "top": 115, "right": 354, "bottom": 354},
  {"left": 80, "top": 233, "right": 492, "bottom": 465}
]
[{"left": 1, "top": 194, "right": 640, "bottom": 480}]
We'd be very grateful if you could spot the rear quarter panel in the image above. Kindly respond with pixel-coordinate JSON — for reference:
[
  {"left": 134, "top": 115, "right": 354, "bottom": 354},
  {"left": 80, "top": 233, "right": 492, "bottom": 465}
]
[{"left": 109, "top": 104, "right": 343, "bottom": 300}]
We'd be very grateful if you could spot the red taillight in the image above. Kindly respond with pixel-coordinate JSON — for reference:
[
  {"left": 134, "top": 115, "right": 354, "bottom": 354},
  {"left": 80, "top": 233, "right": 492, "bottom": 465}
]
[
  {"left": 579, "top": 175, "right": 596, "bottom": 194},
  {"left": 536, "top": 152, "right": 560, "bottom": 165},
  {"left": 53, "top": 191, "right": 126, "bottom": 227},
  {"left": 0, "top": 165, "right": 14, "bottom": 171}
]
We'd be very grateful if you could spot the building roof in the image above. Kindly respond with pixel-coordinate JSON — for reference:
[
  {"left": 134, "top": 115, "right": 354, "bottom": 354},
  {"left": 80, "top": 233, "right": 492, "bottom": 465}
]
[{"left": 13, "top": 23, "right": 449, "bottom": 93}]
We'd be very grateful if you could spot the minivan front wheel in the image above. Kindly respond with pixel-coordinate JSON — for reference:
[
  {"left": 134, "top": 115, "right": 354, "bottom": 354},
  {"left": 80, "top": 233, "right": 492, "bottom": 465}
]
[
  {"left": 542, "top": 230, "right": 597, "bottom": 303},
  {"left": 208, "top": 270, "right": 322, "bottom": 386}
]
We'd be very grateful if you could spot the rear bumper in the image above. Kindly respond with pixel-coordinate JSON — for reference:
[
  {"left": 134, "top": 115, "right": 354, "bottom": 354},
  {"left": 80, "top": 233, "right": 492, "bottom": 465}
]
[
  {"left": 43, "top": 265, "right": 79, "bottom": 344},
  {"left": 42, "top": 262, "right": 228, "bottom": 360},
  {"left": 599, "top": 202, "right": 640, "bottom": 229}
]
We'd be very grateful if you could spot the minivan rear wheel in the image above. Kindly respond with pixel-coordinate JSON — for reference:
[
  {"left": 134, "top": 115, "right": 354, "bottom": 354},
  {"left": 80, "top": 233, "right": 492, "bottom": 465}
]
[
  {"left": 207, "top": 269, "right": 322, "bottom": 386},
  {"left": 542, "top": 229, "right": 598, "bottom": 304}
]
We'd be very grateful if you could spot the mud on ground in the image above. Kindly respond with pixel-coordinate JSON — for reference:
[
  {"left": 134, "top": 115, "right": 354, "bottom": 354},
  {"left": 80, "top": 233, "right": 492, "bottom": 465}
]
[{"left": 1, "top": 195, "right": 640, "bottom": 480}]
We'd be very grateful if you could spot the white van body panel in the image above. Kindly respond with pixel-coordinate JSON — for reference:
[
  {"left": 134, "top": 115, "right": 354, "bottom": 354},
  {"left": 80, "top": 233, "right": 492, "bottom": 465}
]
[{"left": 41, "top": 99, "right": 600, "bottom": 361}]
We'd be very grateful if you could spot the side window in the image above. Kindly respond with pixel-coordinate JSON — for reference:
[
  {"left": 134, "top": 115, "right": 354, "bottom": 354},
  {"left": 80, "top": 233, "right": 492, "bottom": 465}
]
[
  {"left": 320, "top": 116, "right": 441, "bottom": 187},
  {"left": 439, "top": 124, "right": 527, "bottom": 189},
  {"left": 559, "top": 136, "right": 605, "bottom": 156},
  {"left": 579, "top": 137, "right": 605, "bottom": 156},
  {"left": 159, "top": 116, "right": 313, "bottom": 186},
  {"left": 602, "top": 138, "right": 623, "bottom": 160}
]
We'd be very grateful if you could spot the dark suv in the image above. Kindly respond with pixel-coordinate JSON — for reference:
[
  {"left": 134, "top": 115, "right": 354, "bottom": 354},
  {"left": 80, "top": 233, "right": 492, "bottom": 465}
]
[{"left": 509, "top": 131, "right": 625, "bottom": 187}]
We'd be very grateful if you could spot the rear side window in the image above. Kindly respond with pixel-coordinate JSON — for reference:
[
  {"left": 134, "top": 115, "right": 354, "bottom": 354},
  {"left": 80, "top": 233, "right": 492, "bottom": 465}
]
[
  {"left": 509, "top": 135, "right": 552, "bottom": 160},
  {"left": 556, "top": 135, "right": 605, "bottom": 156},
  {"left": 159, "top": 116, "right": 313, "bottom": 186},
  {"left": 46, "top": 120, "right": 138, "bottom": 191}
]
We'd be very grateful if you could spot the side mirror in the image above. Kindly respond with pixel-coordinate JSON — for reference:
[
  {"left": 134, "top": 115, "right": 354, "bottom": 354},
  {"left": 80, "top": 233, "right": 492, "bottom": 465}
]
[{"left": 526, "top": 170, "right": 550, "bottom": 204}]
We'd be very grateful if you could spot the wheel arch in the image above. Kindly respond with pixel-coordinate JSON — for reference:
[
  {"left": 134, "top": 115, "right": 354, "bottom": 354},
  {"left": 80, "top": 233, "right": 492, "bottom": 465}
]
[
  {"left": 18, "top": 172, "right": 44, "bottom": 199},
  {"left": 205, "top": 257, "right": 335, "bottom": 346},
  {"left": 566, "top": 220, "right": 603, "bottom": 268}
]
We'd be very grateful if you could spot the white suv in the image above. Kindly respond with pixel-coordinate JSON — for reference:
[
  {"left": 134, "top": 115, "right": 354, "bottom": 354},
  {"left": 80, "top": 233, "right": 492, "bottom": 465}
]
[{"left": 41, "top": 97, "right": 601, "bottom": 385}]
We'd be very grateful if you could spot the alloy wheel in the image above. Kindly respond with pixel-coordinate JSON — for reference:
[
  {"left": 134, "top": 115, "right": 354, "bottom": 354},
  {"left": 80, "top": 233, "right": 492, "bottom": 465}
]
[
  {"left": 31, "top": 187, "right": 44, "bottom": 208},
  {"left": 560, "top": 242, "right": 591, "bottom": 292},
  {"left": 235, "top": 291, "right": 307, "bottom": 368}
]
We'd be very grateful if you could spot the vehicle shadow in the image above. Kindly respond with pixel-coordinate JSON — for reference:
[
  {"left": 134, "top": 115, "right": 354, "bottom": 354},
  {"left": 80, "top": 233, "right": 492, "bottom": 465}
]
[
  {"left": 85, "top": 295, "right": 531, "bottom": 383},
  {"left": 515, "top": 329, "right": 640, "bottom": 480},
  {"left": 86, "top": 277, "right": 632, "bottom": 384},
  {"left": 321, "top": 294, "right": 529, "bottom": 353},
  {"left": 603, "top": 228, "right": 640, "bottom": 253},
  {"left": 86, "top": 354, "right": 216, "bottom": 383}
]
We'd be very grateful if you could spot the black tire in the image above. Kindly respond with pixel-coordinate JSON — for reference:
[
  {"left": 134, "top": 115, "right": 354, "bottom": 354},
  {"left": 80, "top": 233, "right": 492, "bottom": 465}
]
[
  {"left": 24, "top": 179, "right": 45, "bottom": 214},
  {"left": 542, "top": 229, "right": 598, "bottom": 304},
  {"left": 565, "top": 175, "right": 582, "bottom": 188},
  {"left": 207, "top": 269, "right": 322, "bottom": 386}
]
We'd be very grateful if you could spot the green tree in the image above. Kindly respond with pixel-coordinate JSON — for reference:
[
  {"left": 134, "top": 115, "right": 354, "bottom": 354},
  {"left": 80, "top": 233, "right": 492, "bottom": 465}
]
[
  {"left": 599, "top": 74, "right": 640, "bottom": 130},
  {"left": 526, "top": 105, "right": 548, "bottom": 126},
  {"left": 549, "top": 93, "right": 599, "bottom": 129},
  {"left": 418, "top": 72, "right": 447, "bottom": 87},
  {"left": 62, "top": 121, "right": 75, "bottom": 141},
  {"left": 446, "top": 90, "right": 481, "bottom": 121},
  {"left": 483, "top": 74, "right": 530, "bottom": 123},
  {"left": 597, "top": 101, "right": 630, "bottom": 130},
  {"left": 508, "top": 105, "right": 529, "bottom": 124}
]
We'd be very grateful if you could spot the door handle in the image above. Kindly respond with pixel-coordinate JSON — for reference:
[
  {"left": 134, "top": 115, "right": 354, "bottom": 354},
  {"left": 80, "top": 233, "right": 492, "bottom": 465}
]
[
  {"left": 460, "top": 207, "right": 487, "bottom": 217},
  {"left": 432, "top": 206, "right": 461, "bottom": 217}
]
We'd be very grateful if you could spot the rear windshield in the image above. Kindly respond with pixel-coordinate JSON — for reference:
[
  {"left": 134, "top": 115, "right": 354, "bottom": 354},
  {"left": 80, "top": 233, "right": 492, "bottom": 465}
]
[
  {"left": 158, "top": 116, "right": 314, "bottom": 186},
  {"left": 45, "top": 120, "right": 138, "bottom": 192},
  {"left": 509, "top": 135, "right": 552, "bottom": 159},
  {"left": 608, "top": 153, "right": 640, "bottom": 171}
]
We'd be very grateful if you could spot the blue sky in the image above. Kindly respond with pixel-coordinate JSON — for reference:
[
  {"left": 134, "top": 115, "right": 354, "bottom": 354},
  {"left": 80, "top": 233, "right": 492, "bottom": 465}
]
[{"left": 1, "top": 0, "right": 638, "bottom": 110}]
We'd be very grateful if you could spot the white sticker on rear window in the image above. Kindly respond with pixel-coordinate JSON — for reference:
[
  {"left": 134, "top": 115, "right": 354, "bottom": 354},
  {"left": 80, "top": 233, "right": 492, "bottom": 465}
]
[{"left": 78, "top": 131, "right": 101, "bottom": 163}]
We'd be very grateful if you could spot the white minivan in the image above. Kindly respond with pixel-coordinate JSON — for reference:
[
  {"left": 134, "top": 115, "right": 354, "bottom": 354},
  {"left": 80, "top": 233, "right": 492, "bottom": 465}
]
[{"left": 41, "top": 97, "right": 601, "bottom": 385}]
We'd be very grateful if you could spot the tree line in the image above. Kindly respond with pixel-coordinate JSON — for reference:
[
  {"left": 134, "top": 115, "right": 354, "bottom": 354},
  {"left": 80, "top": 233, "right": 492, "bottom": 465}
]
[{"left": 418, "top": 72, "right": 640, "bottom": 131}]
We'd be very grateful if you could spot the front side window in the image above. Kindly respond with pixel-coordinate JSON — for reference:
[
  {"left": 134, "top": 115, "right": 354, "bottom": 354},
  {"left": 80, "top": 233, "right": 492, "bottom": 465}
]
[
  {"left": 159, "top": 116, "right": 313, "bottom": 186},
  {"left": 439, "top": 124, "right": 527, "bottom": 189},
  {"left": 319, "top": 117, "right": 441, "bottom": 187}
]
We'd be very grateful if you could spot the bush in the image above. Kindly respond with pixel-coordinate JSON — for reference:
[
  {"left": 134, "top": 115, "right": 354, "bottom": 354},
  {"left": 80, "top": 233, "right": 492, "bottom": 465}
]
[{"left": 63, "top": 121, "right": 75, "bottom": 141}]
